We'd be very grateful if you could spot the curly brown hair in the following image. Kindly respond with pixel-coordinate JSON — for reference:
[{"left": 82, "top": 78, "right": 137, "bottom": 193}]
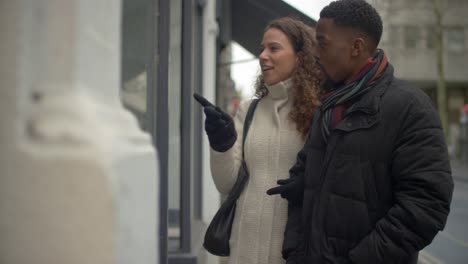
[{"left": 255, "top": 17, "right": 322, "bottom": 138}]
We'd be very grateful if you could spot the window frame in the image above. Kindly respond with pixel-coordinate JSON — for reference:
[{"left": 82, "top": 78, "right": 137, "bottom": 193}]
[
  {"left": 404, "top": 25, "right": 421, "bottom": 49},
  {"left": 122, "top": 0, "right": 205, "bottom": 262},
  {"left": 153, "top": 0, "right": 202, "bottom": 263},
  {"left": 446, "top": 26, "right": 465, "bottom": 53}
]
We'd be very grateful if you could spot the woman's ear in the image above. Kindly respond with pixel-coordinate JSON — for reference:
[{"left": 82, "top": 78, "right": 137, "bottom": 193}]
[{"left": 295, "top": 52, "right": 301, "bottom": 66}]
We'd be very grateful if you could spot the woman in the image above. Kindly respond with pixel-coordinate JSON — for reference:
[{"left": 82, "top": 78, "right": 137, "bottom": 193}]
[{"left": 195, "top": 17, "right": 322, "bottom": 264}]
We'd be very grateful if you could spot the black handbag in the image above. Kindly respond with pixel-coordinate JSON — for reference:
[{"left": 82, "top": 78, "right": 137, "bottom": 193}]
[{"left": 203, "top": 98, "right": 260, "bottom": 256}]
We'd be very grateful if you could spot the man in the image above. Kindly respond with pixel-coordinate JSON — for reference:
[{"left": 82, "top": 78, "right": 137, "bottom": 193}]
[{"left": 266, "top": 0, "right": 454, "bottom": 263}]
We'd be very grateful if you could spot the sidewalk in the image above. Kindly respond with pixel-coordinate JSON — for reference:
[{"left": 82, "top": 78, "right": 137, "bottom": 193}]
[{"left": 451, "top": 159, "right": 468, "bottom": 182}]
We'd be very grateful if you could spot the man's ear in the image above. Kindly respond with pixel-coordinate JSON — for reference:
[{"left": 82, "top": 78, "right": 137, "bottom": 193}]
[{"left": 351, "top": 37, "right": 365, "bottom": 57}]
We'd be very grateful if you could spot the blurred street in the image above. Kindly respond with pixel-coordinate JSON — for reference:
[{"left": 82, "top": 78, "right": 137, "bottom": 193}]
[{"left": 419, "top": 161, "right": 468, "bottom": 264}]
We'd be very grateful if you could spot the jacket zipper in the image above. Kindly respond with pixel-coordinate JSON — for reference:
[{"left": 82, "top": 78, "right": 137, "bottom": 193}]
[{"left": 303, "top": 130, "right": 340, "bottom": 258}]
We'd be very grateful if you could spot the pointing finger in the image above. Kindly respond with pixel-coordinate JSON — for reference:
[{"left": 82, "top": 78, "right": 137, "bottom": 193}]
[{"left": 193, "top": 93, "right": 215, "bottom": 107}]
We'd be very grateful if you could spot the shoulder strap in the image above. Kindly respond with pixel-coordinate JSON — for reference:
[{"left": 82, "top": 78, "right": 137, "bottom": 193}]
[{"left": 242, "top": 99, "right": 260, "bottom": 158}]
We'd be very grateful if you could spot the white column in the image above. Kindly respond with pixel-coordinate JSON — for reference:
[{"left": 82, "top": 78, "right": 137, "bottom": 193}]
[
  {"left": 201, "top": 0, "right": 221, "bottom": 263},
  {"left": 0, "top": 1, "right": 158, "bottom": 264},
  {"left": 202, "top": 0, "right": 220, "bottom": 226}
]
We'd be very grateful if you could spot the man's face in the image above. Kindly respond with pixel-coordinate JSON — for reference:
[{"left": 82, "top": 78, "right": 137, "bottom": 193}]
[{"left": 315, "top": 18, "right": 355, "bottom": 85}]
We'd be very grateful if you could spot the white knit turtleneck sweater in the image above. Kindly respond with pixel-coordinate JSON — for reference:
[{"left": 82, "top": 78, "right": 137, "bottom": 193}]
[{"left": 210, "top": 79, "right": 305, "bottom": 264}]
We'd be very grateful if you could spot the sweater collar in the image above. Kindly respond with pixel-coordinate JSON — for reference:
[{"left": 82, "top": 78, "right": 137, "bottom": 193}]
[{"left": 265, "top": 78, "right": 292, "bottom": 100}]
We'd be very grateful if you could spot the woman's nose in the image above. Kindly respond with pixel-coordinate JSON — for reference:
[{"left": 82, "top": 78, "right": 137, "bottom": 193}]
[{"left": 259, "top": 49, "right": 268, "bottom": 61}]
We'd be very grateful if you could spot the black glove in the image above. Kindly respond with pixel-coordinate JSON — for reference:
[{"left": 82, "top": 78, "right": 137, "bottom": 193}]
[
  {"left": 193, "top": 93, "right": 237, "bottom": 152},
  {"left": 266, "top": 176, "right": 304, "bottom": 205}
]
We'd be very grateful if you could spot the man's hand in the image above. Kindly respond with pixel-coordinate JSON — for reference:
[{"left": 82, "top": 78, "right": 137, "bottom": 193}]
[
  {"left": 193, "top": 93, "right": 237, "bottom": 152},
  {"left": 266, "top": 176, "right": 304, "bottom": 205}
]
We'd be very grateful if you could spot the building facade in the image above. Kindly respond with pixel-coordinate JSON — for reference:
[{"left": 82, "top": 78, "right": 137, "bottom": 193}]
[
  {"left": 370, "top": 0, "right": 468, "bottom": 152},
  {"left": 0, "top": 1, "right": 313, "bottom": 264}
]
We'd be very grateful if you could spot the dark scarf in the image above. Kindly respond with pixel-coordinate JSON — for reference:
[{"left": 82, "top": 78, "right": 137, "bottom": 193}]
[{"left": 320, "top": 49, "right": 388, "bottom": 142}]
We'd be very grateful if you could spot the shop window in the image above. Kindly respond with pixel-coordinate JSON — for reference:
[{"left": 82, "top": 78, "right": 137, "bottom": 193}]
[{"left": 120, "top": 0, "right": 155, "bottom": 131}]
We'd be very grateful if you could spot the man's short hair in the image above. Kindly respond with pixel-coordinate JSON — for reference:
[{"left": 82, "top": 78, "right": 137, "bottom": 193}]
[{"left": 320, "top": 0, "right": 383, "bottom": 46}]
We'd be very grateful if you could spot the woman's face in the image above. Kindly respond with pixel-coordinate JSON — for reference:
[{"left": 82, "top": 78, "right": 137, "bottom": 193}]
[{"left": 259, "top": 28, "right": 299, "bottom": 86}]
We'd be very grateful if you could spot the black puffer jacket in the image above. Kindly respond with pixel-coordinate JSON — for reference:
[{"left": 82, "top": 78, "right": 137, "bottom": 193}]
[{"left": 282, "top": 65, "right": 454, "bottom": 264}]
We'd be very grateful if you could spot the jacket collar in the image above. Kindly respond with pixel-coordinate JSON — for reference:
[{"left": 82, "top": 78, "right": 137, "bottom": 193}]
[
  {"left": 335, "top": 64, "right": 394, "bottom": 132},
  {"left": 345, "top": 64, "right": 394, "bottom": 116}
]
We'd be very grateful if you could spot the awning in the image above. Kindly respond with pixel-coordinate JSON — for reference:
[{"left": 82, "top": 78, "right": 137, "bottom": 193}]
[{"left": 229, "top": 0, "right": 316, "bottom": 55}]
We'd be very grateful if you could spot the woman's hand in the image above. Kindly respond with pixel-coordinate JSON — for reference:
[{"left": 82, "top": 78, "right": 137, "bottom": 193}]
[{"left": 193, "top": 93, "right": 237, "bottom": 152}]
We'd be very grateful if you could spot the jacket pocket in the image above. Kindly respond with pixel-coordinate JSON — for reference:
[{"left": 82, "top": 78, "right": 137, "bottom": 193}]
[
  {"left": 361, "top": 160, "right": 380, "bottom": 226},
  {"left": 327, "top": 153, "right": 365, "bottom": 201},
  {"left": 373, "top": 161, "right": 392, "bottom": 205},
  {"left": 363, "top": 160, "right": 394, "bottom": 225},
  {"left": 326, "top": 237, "right": 354, "bottom": 259},
  {"left": 324, "top": 193, "right": 371, "bottom": 242}
]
